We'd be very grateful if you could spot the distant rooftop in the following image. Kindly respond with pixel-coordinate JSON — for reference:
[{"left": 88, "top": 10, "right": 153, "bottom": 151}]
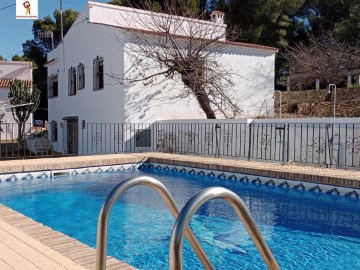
[{"left": 0, "top": 79, "right": 32, "bottom": 88}]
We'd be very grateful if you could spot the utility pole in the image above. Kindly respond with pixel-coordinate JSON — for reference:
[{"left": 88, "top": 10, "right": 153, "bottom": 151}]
[
  {"left": 274, "top": 90, "right": 282, "bottom": 118},
  {"left": 60, "top": 0, "right": 65, "bottom": 71},
  {"left": 328, "top": 84, "right": 337, "bottom": 124},
  {"left": 60, "top": 0, "right": 64, "bottom": 43}
]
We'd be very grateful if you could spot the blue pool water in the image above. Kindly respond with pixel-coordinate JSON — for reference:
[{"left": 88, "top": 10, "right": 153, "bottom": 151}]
[{"left": 0, "top": 168, "right": 359, "bottom": 269}]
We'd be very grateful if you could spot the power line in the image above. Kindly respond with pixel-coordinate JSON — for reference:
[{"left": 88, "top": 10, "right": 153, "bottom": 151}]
[
  {"left": 50, "top": 0, "right": 82, "bottom": 7},
  {"left": 39, "top": 2, "right": 57, "bottom": 9},
  {"left": 63, "top": 1, "right": 82, "bottom": 6},
  {"left": 0, "top": 4, "right": 15, "bottom": 11}
]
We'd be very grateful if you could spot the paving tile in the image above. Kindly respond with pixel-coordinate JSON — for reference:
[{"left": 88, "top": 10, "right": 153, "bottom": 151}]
[{"left": 0, "top": 205, "right": 136, "bottom": 270}]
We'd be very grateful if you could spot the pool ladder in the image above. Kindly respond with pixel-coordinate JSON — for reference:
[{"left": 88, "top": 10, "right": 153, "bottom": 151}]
[{"left": 95, "top": 176, "right": 280, "bottom": 270}]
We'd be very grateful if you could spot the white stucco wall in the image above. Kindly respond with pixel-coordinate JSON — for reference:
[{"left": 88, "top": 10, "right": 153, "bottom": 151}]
[
  {"left": 122, "top": 40, "right": 207, "bottom": 122},
  {"left": 47, "top": 7, "right": 126, "bottom": 153},
  {"left": 0, "top": 61, "right": 33, "bottom": 139},
  {"left": 219, "top": 46, "right": 275, "bottom": 117},
  {"left": 47, "top": 10, "right": 125, "bottom": 126},
  {"left": 123, "top": 38, "right": 275, "bottom": 122},
  {"left": 48, "top": 2, "right": 275, "bottom": 125}
]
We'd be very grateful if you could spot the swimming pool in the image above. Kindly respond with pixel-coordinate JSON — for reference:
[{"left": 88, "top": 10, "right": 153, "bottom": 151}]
[{"left": 0, "top": 166, "right": 359, "bottom": 269}]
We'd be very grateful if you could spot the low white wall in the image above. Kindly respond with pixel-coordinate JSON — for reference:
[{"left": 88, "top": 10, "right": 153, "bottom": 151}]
[
  {"left": 46, "top": 117, "right": 360, "bottom": 169},
  {"left": 156, "top": 118, "right": 360, "bottom": 168}
]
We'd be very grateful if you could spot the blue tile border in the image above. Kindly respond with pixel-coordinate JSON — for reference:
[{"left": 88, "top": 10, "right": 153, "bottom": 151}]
[
  {"left": 0, "top": 163, "right": 140, "bottom": 182},
  {"left": 140, "top": 162, "right": 360, "bottom": 198},
  {"left": 0, "top": 162, "right": 359, "bottom": 198}
]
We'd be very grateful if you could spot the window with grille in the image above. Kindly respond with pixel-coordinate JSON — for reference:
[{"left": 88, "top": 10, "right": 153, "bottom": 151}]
[
  {"left": 48, "top": 75, "right": 58, "bottom": 98},
  {"left": 77, "top": 63, "right": 85, "bottom": 90},
  {"left": 93, "top": 56, "right": 104, "bottom": 90},
  {"left": 68, "top": 67, "right": 76, "bottom": 96}
]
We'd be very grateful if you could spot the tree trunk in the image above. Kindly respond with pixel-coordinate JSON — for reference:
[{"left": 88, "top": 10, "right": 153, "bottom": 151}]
[
  {"left": 181, "top": 76, "right": 216, "bottom": 119},
  {"left": 17, "top": 123, "right": 22, "bottom": 142},
  {"left": 194, "top": 91, "right": 216, "bottom": 119},
  {"left": 17, "top": 121, "right": 26, "bottom": 148}
]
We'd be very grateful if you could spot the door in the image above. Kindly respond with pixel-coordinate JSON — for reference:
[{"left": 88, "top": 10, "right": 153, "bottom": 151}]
[{"left": 66, "top": 118, "right": 78, "bottom": 155}]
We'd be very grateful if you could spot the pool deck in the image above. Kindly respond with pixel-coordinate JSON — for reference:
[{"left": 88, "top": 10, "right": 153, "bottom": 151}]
[
  {"left": 0, "top": 205, "right": 136, "bottom": 270},
  {"left": 0, "top": 153, "right": 359, "bottom": 269}
]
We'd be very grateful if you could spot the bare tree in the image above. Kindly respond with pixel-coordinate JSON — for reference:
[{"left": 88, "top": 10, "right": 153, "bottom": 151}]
[
  {"left": 110, "top": 0, "right": 242, "bottom": 119},
  {"left": 284, "top": 35, "right": 360, "bottom": 89}
]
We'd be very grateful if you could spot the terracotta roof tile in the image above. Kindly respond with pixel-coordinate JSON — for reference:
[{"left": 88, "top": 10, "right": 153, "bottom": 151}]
[{"left": 0, "top": 79, "right": 32, "bottom": 89}]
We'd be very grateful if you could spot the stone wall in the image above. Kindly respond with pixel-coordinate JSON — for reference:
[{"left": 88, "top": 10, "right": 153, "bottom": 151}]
[{"left": 275, "top": 87, "right": 360, "bottom": 117}]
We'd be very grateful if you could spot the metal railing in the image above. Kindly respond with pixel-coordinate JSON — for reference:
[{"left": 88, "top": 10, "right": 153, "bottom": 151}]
[
  {"left": 96, "top": 177, "right": 279, "bottom": 269},
  {"left": 154, "top": 121, "right": 360, "bottom": 169},
  {"left": 96, "top": 176, "right": 213, "bottom": 270},
  {"left": 1, "top": 121, "right": 360, "bottom": 169},
  {"left": 0, "top": 121, "right": 62, "bottom": 159},
  {"left": 170, "top": 187, "right": 280, "bottom": 270}
]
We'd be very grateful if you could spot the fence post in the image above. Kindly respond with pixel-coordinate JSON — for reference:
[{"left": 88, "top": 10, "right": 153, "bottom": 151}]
[
  {"left": 286, "top": 123, "right": 290, "bottom": 163},
  {"left": 247, "top": 123, "right": 252, "bottom": 161},
  {"left": 281, "top": 125, "right": 285, "bottom": 163}
]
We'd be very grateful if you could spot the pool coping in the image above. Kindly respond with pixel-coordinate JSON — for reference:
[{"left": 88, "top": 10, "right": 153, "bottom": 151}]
[{"left": 0, "top": 153, "right": 359, "bottom": 189}]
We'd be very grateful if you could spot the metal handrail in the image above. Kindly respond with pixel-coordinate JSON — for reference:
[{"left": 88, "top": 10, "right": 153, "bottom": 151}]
[
  {"left": 95, "top": 176, "right": 214, "bottom": 270},
  {"left": 169, "top": 187, "right": 280, "bottom": 270}
]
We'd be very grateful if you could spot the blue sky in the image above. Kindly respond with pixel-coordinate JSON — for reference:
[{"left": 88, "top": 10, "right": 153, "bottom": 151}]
[{"left": 0, "top": 0, "right": 93, "bottom": 60}]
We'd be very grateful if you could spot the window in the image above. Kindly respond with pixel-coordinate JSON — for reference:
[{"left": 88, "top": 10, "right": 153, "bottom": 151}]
[
  {"left": 48, "top": 75, "right": 58, "bottom": 98},
  {"left": 51, "top": 121, "right": 57, "bottom": 142},
  {"left": 93, "top": 56, "right": 104, "bottom": 90},
  {"left": 68, "top": 67, "right": 76, "bottom": 96},
  {"left": 77, "top": 63, "right": 85, "bottom": 90}
]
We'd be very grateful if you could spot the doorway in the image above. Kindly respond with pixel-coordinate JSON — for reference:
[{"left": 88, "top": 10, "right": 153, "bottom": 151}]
[{"left": 63, "top": 117, "right": 78, "bottom": 155}]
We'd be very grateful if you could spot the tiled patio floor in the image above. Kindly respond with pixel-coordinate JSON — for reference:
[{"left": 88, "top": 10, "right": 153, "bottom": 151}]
[
  {"left": 0, "top": 153, "right": 359, "bottom": 269},
  {"left": 0, "top": 205, "right": 136, "bottom": 270}
]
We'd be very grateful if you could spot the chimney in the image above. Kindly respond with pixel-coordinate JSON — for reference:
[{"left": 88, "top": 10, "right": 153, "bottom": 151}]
[{"left": 210, "top": 11, "right": 224, "bottom": 24}]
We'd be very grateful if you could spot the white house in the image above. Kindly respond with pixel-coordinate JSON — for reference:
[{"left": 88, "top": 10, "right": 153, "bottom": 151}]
[
  {"left": 0, "top": 60, "right": 33, "bottom": 139},
  {"left": 46, "top": 1, "right": 277, "bottom": 154}
]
